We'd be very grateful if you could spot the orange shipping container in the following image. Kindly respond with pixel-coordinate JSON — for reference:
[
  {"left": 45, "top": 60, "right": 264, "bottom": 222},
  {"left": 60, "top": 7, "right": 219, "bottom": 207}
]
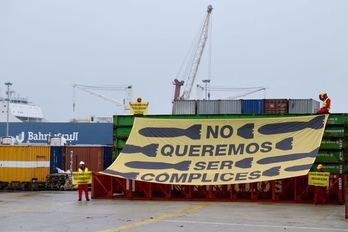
[
  {"left": 62, "top": 146, "right": 104, "bottom": 172},
  {"left": 0, "top": 145, "right": 50, "bottom": 183},
  {"left": 264, "top": 99, "right": 289, "bottom": 114}
]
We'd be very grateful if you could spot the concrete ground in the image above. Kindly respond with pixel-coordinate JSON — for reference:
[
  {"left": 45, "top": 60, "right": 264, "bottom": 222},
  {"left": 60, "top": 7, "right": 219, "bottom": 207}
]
[{"left": 0, "top": 191, "right": 347, "bottom": 232}]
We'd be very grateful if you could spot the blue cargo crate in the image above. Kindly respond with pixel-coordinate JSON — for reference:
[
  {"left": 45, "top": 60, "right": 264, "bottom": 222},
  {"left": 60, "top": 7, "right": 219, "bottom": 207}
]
[
  {"left": 242, "top": 99, "right": 264, "bottom": 114},
  {"left": 50, "top": 146, "right": 63, "bottom": 173},
  {"left": 103, "top": 146, "right": 113, "bottom": 170}
]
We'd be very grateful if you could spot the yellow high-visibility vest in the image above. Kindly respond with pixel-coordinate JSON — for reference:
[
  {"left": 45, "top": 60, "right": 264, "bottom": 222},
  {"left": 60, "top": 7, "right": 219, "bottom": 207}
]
[
  {"left": 78, "top": 167, "right": 89, "bottom": 173},
  {"left": 322, "top": 98, "right": 330, "bottom": 109}
]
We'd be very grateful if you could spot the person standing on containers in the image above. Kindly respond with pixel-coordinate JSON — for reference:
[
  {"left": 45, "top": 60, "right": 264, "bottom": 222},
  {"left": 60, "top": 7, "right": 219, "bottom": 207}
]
[
  {"left": 314, "top": 164, "right": 327, "bottom": 205},
  {"left": 316, "top": 92, "right": 331, "bottom": 114},
  {"left": 78, "top": 161, "right": 90, "bottom": 201}
]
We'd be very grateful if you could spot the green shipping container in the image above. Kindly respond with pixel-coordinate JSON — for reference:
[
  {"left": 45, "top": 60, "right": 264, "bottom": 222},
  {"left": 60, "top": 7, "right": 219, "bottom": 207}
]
[
  {"left": 320, "top": 139, "right": 347, "bottom": 150},
  {"left": 323, "top": 127, "right": 347, "bottom": 138},
  {"left": 115, "top": 139, "right": 127, "bottom": 149},
  {"left": 114, "top": 114, "right": 348, "bottom": 127},
  {"left": 112, "top": 150, "right": 120, "bottom": 160},
  {"left": 311, "top": 163, "right": 348, "bottom": 174},
  {"left": 114, "top": 116, "right": 135, "bottom": 127},
  {"left": 327, "top": 114, "right": 348, "bottom": 125},
  {"left": 114, "top": 127, "right": 132, "bottom": 138},
  {"left": 113, "top": 114, "right": 327, "bottom": 127},
  {"left": 315, "top": 150, "right": 347, "bottom": 163},
  {"left": 113, "top": 114, "right": 348, "bottom": 151},
  {"left": 114, "top": 113, "right": 348, "bottom": 125}
]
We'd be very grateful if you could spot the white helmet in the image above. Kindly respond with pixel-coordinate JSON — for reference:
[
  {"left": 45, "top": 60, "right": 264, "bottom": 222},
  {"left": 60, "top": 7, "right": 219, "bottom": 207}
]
[{"left": 79, "top": 161, "right": 85, "bottom": 165}]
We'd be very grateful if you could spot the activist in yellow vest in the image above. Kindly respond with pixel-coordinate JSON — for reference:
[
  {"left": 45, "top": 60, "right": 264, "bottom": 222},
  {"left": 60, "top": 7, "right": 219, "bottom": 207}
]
[
  {"left": 79, "top": 167, "right": 89, "bottom": 173},
  {"left": 317, "top": 92, "right": 331, "bottom": 114},
  {"left": 77, "top": 161, "right": 90, "bottom": 201},
  {"left": 323, "top": 98, "right": 331, "bottom": 110}
]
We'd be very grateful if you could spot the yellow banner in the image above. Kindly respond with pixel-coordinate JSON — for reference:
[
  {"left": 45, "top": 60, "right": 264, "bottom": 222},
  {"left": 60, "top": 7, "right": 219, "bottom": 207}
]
[
  {"left": 72, "top": 171, "right": 92, "bottom": 185},
  {"left": 102, "top": 115, "right": 328, "bottom": 185},
  {"left": 129, "top": 102, "right": 149, "bottom": 115},
  {"left": 308, "top": 172, "right": 330, "bottom": 187}
]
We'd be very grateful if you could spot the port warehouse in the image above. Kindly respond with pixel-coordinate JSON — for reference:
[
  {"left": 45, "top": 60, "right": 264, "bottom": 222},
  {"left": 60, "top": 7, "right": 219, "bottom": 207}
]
[
  {"left": 0, "top": 99, "right": 347, "bottom": 203},
  {"left": 94, "top": 99, "right": 348, "bottom": 203}
]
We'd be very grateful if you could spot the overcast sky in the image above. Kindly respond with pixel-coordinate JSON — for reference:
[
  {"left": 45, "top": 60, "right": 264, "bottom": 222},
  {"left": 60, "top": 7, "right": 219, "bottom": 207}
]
[{"left": 1, "top": 0, "right": 347, "bottom": 122}]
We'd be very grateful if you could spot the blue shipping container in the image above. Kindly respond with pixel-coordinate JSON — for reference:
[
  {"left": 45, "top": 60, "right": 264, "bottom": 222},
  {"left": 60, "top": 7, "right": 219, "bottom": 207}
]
[
  {"left": 0, "top": 122, "right": 112, "bottom": 145},
  {"left": 50, "top": 146, "right": 63, "bottom": 174},
  {"left": 242, "top": 99, "right": 264, "bottom": 114},
  {"left": 103, "top": 146, "right": 113, "bottom": 169}
]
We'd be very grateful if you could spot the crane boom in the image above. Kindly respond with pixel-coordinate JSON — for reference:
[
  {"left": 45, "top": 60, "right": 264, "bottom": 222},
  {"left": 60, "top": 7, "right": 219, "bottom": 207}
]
[
  {"left": 73, "top": 84, "right": 132, "bottom": 112},
  {"left": 180, "top": 5, "right": 213, "bottom": 100},
  {"left": 206, "top": 86, "right": 266, "bottom": 99},
  {"left": 227, "top": 88, "right": 266, "bottom": 99}
]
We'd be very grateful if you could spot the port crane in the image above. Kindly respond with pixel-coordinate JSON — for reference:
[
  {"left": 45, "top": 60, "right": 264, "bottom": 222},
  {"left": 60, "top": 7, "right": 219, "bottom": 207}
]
[
  {"left": 173, "top": 5, "right": 267, "bottom": 102},
  {"left": 72, "top": 84, "right": 132, "bottom": 113},
  {"left": 173, "top": 5, "right": 213, "bottom": 101}
]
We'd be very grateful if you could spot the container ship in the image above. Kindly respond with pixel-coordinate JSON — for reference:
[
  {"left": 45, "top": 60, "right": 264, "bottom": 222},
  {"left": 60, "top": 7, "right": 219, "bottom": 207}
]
[{"left": 0, "top": 95, "right": 44, "bottom": 122}]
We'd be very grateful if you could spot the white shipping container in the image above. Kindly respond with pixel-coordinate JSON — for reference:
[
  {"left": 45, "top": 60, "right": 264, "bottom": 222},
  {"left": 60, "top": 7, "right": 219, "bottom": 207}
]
[
  {"left": 197, "top": 100, "right": 219, "bottom": 115},
  {"left": 218, "top": 100, "right": 242, "bottom": 114},
  {"left": 172, "top": 100, "right": 196, "bottom": 115},
  {"left": 288, "top": 99, "right": 320, "bottom": 114}
]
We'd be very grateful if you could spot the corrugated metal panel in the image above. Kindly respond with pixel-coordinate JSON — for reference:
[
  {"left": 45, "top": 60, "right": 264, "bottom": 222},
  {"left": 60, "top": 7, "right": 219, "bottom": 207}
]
[
  {"left": 218, "top": 100, "right": 242, "bottom": 114},
  {"left": 242, "top": 99, "right": 264, "bottom": 114},
  {"left": 62, "top": 146, "right": 104, "bottom": 172},
  {"left": 288, "top": 99, "right": 320, "bottom": 114},
  {"left": 0, "top": 122, "right": 112, "bottom": 145},
  {"left": 113, "top": 115, "right": 134, "bottom": 127},
  {"left": 0, "top": 145, "right": 50, "bottom": 182},
  {"left": 320, "top": 139, "right": 347, "bottom": 150},
  {"left": 197, "top": 100, "right": 219, "bottom": 114},
  {"left": 172, "top": 100, "right": 196, "bottom": 115},
  {"left": 311, "top": 163, "right": 348, "bottom": 174},
  {"left": 103, "top": 146, "right": 113, "bottom": 170},
  {"left": 264, "top": 99, "right": 288, "bottom": 114},
  {"left": 116, "top": 139, "right": 127, "bottom": 149},
  {"left": 327, "top": 114, "right": 348, "bottom": 125},
  {"left": 50, "top": 146, "right": 63, "bottom": 174},
  {"left": 324, "top": 127, "right": 346, "bottom": 138},
  {"left": 115, "top": 127, "right": 132, "bottom": 139},
  {"left": 316, "top": 150, "right": 346, "bottom": 163}
]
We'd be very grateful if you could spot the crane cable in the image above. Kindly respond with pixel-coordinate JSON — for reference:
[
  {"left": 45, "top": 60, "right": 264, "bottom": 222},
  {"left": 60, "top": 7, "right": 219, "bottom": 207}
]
[{"left": 72, "top": 84, "right": 132, "bottom": 113}]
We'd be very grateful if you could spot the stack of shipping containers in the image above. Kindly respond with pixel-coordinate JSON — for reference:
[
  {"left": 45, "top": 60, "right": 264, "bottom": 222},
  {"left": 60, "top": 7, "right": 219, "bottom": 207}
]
[
  {"left": 119, "top": 99, "right": 346, "bottom": 174},
  {"left": 314, "top": 115, "right": 348, "bottom": 173},
  {"left": 0, "top": 145, "right": 113, "bottom": 189},
  {"left": 109, "top": 99, "right": 347, "bottom": 202},
  {"left": 49, "top": 145, "right": 114, "bottom": 173},
  {"left": 1, "top": 98, "right": 346, "bottom": 191},
  {"left": 0, "top": 122, "right": 114, "bottom": 189}
]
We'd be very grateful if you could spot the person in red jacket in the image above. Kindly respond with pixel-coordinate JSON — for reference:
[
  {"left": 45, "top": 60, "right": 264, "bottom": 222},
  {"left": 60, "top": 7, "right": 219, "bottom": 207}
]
[
  {"left": 78, "top": 161, "right": 90, "bottom": 201},
  {"left": 316, "top": 92, "right": 331, "bottom": 114}
]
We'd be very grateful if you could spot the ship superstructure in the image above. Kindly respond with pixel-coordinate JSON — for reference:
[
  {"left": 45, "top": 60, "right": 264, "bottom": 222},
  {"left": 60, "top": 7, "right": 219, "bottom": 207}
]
[{"left": 0, "top": 96, "right": 44, "bottom": 122}]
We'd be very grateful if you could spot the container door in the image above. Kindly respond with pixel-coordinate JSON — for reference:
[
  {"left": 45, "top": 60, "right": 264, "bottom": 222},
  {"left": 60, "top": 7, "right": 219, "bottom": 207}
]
[{"left": 35, "top": 154, "right": 47, "bottom": 182}]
